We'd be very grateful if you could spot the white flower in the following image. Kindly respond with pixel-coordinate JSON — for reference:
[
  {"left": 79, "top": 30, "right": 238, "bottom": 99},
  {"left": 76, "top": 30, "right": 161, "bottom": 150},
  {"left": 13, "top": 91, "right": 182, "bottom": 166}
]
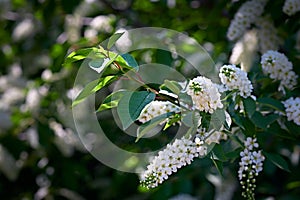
[
  {"left": 255, "top": 16, "right": 283, "bottom": 53},
  {"left": 238, "top": 137, "right": 265, "bottom": 198},
  {"left": 282, "top": 97, "right": 300, "bottom": 126},
  {"left": 227, "top": 0, "right": 268, "bottom": 41},
  {"left": 261, "top": 50, "right": 298, "bottom": 93},
  {"left": 283, "top": 0, "right": 300, "bottom": 16},
  {"left": 244, "top": 137, "right": 258, "bottom": 150},
  {"left": 219, "top": 64, "right": 253, "bottom": 98},
  {"left": 186, "top": 76, "right": 223, "bottom": 113},
  {"left": 140, "top": 136, "right": 207, "bottom": 188},
  {"left": 138, "top": 100, "right": 180, "bottom": 124}
]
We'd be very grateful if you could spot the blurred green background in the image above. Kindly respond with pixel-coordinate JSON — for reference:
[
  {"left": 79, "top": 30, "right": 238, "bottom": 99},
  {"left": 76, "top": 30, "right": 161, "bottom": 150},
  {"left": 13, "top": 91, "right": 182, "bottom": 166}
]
[{"left": 0, "top": 0, "right": 299, "bottom": 199}]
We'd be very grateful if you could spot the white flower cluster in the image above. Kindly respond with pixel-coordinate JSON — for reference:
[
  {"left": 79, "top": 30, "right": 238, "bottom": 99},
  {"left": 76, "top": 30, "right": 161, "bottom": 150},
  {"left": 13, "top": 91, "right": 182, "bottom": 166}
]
[
  {"left": 219, "top": 64, "right": 253, "bottom": 98},
  {"left": 140, "top": 136, "right": 207, "bottom": 188},
  {"left": 238, "top": 137, "right": 265, "bottom": 199},
  {"left": 186, "top": 76, "right": 223, "bottom": 113},
  {"left": 138, "top": 100, "right": 180, "bottom": 124},
  {"left": 261, "top": 50, "right": 298, "bottom": 92},
  {"left": 255, "top": 17, "right": 283, "bottom": 53},
  {"left": 282, "top": 97, "right": 300, "bottom": 126},
  {"left": 227, "top": 0, "right": 268, "bottom": 41},
  {"left": 283, "top": 0, "right": 300, "bottom": 16}
]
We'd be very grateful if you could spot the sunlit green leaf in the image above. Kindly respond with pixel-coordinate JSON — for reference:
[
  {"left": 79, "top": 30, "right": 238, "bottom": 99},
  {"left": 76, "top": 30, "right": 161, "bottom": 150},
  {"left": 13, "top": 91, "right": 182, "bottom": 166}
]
[
  {"left": 64, "top": 47, "right": 102, "bottom": 66},
  {"left": 72, "top": 75, "right": 117, "bottom": 107},
  {"left": 163, "top": 113, "right": 181, "bottom": 130},
  {"left": 97, "top": 90, "right": 130, "bottom": 112}
]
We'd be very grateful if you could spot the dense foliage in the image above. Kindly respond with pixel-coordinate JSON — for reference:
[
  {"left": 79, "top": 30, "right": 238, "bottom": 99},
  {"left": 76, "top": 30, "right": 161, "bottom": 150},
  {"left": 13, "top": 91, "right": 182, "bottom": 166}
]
[{"left": 0, "top": 0, "right": 299, "bottom": 199}]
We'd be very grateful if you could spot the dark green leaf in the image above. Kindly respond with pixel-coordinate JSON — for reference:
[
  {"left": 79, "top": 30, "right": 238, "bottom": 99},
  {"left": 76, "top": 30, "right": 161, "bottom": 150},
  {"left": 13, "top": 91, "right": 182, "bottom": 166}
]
[
  {"left": 121, "top": 53, "right": 139, "bottom": 70},
  {"left": 257, "top": 97, "right": 285, "bottom": 112},
  {"left": 211, "top": 157, "right": 223, "bottom": 177},
  {"left": 250, "top": 112, "right": 279, "bottom": 129},
  {"left": 243, "top": 97, "right": 256, "bottom": 118},
  {"left": 88, "top": 58, "right": 109, "bottom": 74},
  {"left": 264, "top": 152, "right": 291, "bottom": 172},
  {"left": 229, "top": 134, "right": 244, "bottom": 147},
  {"left": 107, "top": 32, "right": 124, "bottom": 49},
  {"left": 117, "top": 91, "right": 156, "bottom": 130},
  {"left": 225, "top": 148, "right": 242, "bottom": 162},
  {"left": 72, "top": 75, "right": 117, "bottom": 107},
  {"left": 211, "top": 144, "right": 228, "bottom": 162}
]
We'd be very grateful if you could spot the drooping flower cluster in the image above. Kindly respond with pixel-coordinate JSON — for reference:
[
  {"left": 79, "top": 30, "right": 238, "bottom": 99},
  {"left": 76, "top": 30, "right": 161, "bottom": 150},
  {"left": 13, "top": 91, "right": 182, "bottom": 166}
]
[
  {"left": 186, "top": 76, "right": 223, "bottom": 113},
  {"left": 138, "top": 100, "right": 180, "bottom": 123},
  {"left": 238, "top": 137, "right": 265, "bottom": 199},
  {"left": 261, "top": 50, "right": 298, "bottom": 92},
  {"left": 227, "top": 0, "right": 268, "bottom": 41},
  {"left": 283, "top": 0, "right": 300, "bottom": 16},
  {"left": 140, "top": 136, "right": 207, "bottom": 188},
  {"left": 255, "top": 17, "right": 282, "bottom": 53},
  {"left": 219, "top": 64, "right": 253, "bottom": 98},
  {"left": 282, "top": 97, "right": 300, "bottom": 126}
]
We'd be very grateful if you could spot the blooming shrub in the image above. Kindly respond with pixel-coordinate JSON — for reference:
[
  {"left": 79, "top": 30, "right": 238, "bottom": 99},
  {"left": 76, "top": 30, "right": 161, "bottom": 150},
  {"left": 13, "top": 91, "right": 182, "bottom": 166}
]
[{"left": 1, "top": 0, "right": 300, "bottom": 199}]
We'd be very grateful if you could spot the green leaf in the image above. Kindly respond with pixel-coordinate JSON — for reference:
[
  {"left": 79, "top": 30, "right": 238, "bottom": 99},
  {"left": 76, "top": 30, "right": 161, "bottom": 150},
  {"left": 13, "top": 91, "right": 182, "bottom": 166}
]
[
  {"left": 136, "top": 112, "right": 173, "bottom": 142},
  {"left": 211, "top": 144, "right": 228, "bottom": 162},
  {"left": 182, "top": 111, "right": 194, "bottom": 127},
  {"left": 185, "top": 125, "right": 197, "bottom": 138},
  {"left": 257, "top": 97, "right": 285, "bottom": 112},
  {"left": 182, "top": 111, "right": 201, "bottom": 127},
  {"left": 72, "top": 76, "right": 117, "bottom": 107},
  {"left": 121, "top": 53, "right": 139, "bottom": 70},
  {"left": 211, "top": 157, "right": 223, "bottom": 177},
  {"left": 231, "top": 113, "right": 245, "bottom": 130},
  {"left": 97, "top": 90, "right": 130, "bottom": 112},
  {"left": 243, "top": 97, "right": 256, "bottom": 118},
  {"left": 88, "top": 58, "right": 110, "bottom": 74},
  {"left": 264, "top": 152, "right": 291, "bottom": 172},
  {"left": 64, "top": 47, "right": 102, "bottom": 66},
  {"left": 107, "top": 32, "right": 124, "bottom": 49},
  {"left": 160, "top": 80, "right": 182, "bottom": 95},
  {"left": 210, "top": 109, "right": 226, "bottom": 130},
  {"left": 178, "top": 92, "right": 193, "bottom": 107},
  {"left": 163, "top": 113, "right": 181, "bottom": 130},
  {"left": 225, "top": 148, "right": 243, "bottom": 162},
  {"left": 229, "top": 134, "right": 244, "bottom": 147},
  {"left": 250, "top": 112, "right": 279, "bottom": 129},
  {"left": 117, "top": 91, "right": 156, "bottom": 130}
]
